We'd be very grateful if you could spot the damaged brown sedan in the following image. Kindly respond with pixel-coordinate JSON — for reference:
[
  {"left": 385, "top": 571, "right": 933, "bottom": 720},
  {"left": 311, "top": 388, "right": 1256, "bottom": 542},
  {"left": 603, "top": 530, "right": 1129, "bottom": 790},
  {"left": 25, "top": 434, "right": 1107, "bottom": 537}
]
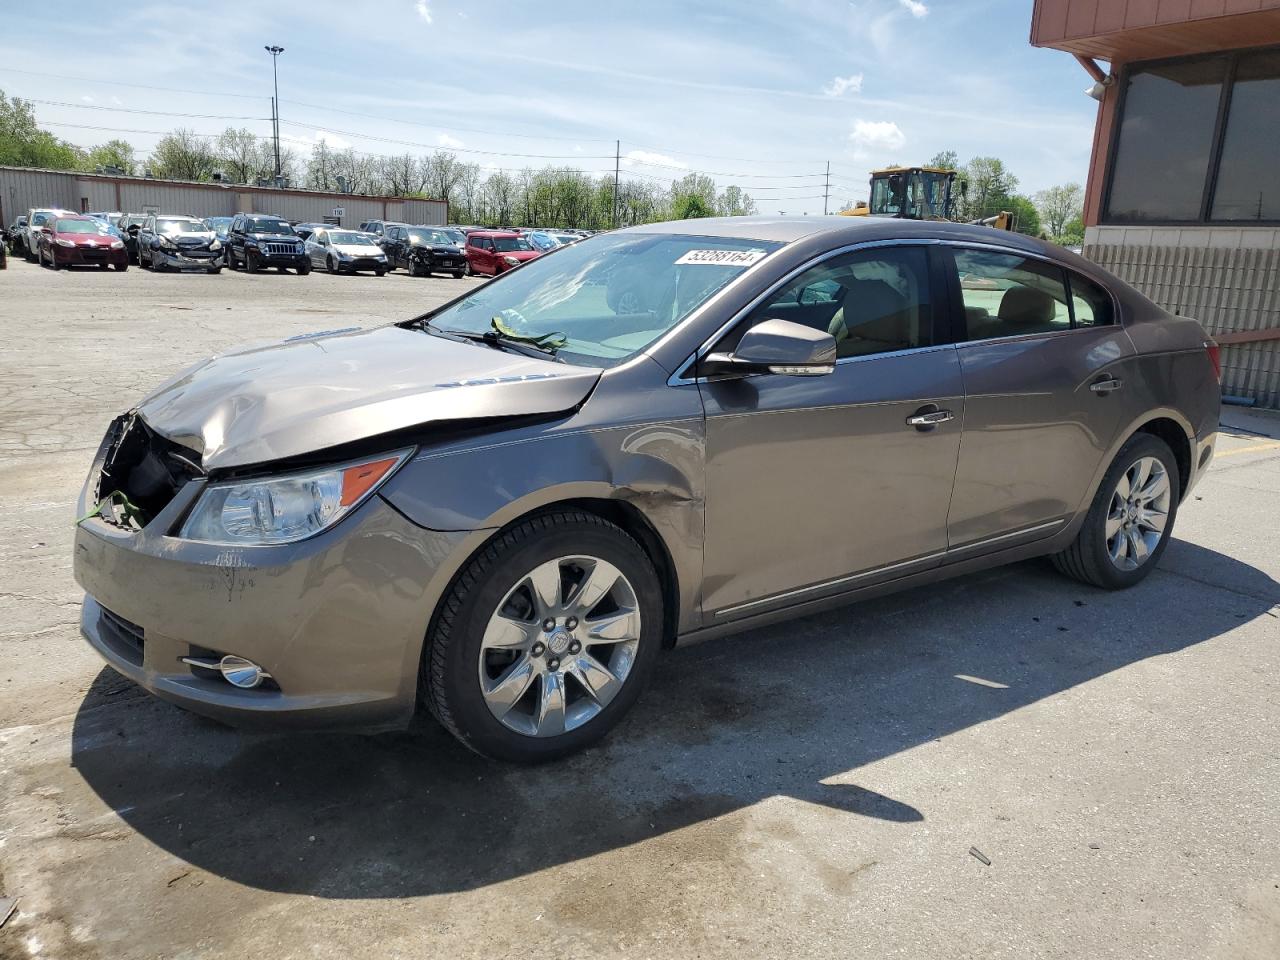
[{"left": 74, "top": 217, "right": 1219, "bottom": 761}]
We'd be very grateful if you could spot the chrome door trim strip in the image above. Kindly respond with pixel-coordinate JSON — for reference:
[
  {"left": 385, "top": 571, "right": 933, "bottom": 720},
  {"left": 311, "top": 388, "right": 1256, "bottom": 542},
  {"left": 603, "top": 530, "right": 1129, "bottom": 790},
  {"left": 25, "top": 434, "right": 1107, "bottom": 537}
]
[
  {"left": 710, "top": 517, "right": 1067, "bottom": 620},
  {"left": 945, "top": 518, "right": 1066, "bottom": 555},
  {"left": 714, "top": 550, "right": 946, "bottom": 618}
]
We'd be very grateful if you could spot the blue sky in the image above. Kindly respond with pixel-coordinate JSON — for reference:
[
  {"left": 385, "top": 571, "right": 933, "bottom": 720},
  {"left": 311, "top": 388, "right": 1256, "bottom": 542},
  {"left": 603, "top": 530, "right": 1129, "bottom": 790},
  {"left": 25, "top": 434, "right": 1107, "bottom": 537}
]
[{"left": 1, "top": 0, "right": 1098, "bottom": 213}]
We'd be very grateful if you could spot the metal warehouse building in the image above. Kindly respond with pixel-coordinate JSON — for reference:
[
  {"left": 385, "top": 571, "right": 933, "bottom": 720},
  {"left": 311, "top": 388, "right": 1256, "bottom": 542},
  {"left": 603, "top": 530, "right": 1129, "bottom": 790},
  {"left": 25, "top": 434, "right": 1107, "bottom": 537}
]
[
  {"left": 0, "top": 166, "right": 447, "bottom": 231},
  {"left": 1032, "top": 0, "right": 1280, "bottom": 409}
]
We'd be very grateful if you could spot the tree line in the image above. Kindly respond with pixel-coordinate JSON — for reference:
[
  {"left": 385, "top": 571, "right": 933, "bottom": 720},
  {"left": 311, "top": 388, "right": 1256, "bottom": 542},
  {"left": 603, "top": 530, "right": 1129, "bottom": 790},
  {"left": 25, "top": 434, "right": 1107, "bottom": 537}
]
[{"left": 4, "top": 88, "right": 1081, "bottom": 238}]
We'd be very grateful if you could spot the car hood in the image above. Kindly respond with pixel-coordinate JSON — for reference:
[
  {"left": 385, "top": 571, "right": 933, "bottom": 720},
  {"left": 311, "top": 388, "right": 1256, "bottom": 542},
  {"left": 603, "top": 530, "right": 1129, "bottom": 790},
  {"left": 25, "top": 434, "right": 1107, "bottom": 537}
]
[
  {"left": 247, "top": 232, "right": 300, "bottom": 242},
  {"left": 333, "top": 243, "right": 383, "bottom": 257},
  {"left": 498, "top": 250, "right": 540, "bottom": 260},
  {"left": 63, "top": 234, "right": 117, "bottom": 245},
  {"left": 134, "top": 324, "right": 601, "bottom": 470},
  {"left": 414, "top": 243, "right": 462, "bottom": 255}
]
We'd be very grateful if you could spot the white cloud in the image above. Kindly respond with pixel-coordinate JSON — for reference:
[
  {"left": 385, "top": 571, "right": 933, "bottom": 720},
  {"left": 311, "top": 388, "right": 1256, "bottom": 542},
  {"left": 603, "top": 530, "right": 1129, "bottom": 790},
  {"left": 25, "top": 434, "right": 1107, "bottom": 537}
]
[
  {"left": 311, "top": 130, "right": 351, "bottom": 150},
  {"left": 81, "top": 95, "right": 95, "bottom": 103},
  {"left": 110, "top": 95, "right": 122, "bottom": 105},
  {"left": 437, "top": 133, "right": 464, "bottom": 149},
  {"left": 823, "top": 74, "right": 863, "bottom": 97},
  {"left": 414, "top": 0, "right": 432, "bottom": 24},
  {"left": 848, "top": 119, "right": 905, "bottom": 158},
  {"left": 898, "top": 0, "right": 928, "bottom": 18},
  {"left": 623, "top": 149, "right": 688, "bottom": 170}
]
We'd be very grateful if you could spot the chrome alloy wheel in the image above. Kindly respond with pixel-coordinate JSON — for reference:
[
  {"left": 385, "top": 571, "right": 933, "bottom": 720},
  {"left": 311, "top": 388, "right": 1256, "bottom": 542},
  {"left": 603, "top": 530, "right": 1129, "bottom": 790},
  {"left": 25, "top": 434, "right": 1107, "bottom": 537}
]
[
  {"left": 1106, "top": 455, "right": 1171, "bottom": 571},
  {"left": 478, "top": 555, "right": 641, "bottom": 738}
]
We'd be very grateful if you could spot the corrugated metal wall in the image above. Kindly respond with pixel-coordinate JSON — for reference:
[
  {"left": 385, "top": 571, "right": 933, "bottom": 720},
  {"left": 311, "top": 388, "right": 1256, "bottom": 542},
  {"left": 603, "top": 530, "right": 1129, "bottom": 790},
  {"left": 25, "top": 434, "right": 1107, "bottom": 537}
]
[
  {"left": 1086, "top": 243, "right": 1280, "bottom": 408},
  {"left": 1, "top": 168, "right": 76, "bottom": 224},
  {"left": 0, "top": 166, "right": 446, "bottom": 231}
]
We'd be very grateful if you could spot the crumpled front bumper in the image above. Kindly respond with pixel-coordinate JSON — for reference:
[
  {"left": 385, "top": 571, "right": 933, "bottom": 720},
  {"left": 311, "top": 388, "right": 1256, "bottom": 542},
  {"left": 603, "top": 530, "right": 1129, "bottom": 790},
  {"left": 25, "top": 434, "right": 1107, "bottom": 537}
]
[
  {"left": 152, "top": 247, "right": 221, "bottom": 270},
  {"left": 72, "top": 434, "right": 471, "bottom": 731}
]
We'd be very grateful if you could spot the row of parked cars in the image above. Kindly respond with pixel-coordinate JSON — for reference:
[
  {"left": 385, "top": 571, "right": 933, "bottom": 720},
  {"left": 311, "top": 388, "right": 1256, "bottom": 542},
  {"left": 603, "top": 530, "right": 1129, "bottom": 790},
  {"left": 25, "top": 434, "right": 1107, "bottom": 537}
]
[{"left": 3, "top": 207, "right": 591, "bottom": 279}]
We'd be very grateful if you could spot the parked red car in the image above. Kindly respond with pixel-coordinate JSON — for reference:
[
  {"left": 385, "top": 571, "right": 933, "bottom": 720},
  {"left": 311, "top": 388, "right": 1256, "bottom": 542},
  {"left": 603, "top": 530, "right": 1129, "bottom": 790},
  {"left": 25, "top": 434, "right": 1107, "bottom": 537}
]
[
  {"left": 464, "top": 230, "right": 540, "bottom": 276},
  {"left": 38, "top": 216, "right": 129, "bottom": 271}
]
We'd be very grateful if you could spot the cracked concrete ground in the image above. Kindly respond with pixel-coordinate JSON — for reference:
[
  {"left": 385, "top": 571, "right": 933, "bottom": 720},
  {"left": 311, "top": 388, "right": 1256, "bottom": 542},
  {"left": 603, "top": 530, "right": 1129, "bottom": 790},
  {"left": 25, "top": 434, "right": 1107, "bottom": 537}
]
[{"left": 1, "top": 257, "right": 1278, "bottom": 960}]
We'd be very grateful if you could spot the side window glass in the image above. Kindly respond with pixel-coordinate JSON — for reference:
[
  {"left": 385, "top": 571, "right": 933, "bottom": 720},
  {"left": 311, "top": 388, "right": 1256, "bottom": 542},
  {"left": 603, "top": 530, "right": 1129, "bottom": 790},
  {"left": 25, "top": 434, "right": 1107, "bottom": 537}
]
[
  {"left": 737, "top": 247, "right": 933, "bottom": 359},
  {"left": 953, "top": 249, "right": 1071, "bottom": 340},
  {"left": 1068, "top": 273, "right": 1113, "bottom": 327}
]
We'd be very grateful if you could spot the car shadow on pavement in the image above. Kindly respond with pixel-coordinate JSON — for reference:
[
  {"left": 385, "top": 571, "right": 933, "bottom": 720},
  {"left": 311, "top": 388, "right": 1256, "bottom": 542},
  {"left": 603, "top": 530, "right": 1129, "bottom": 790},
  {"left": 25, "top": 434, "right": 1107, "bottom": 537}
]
[{"left": 70, "top": 539, "right": 1278, "bottom": 898}]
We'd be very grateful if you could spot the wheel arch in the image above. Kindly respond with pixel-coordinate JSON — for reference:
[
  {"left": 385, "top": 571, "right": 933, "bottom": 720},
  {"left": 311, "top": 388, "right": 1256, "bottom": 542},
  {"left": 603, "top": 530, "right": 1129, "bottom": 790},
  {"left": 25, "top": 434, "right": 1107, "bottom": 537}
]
[{"left": 1132, "top": 415, "right": 1193, "bottom": 502}]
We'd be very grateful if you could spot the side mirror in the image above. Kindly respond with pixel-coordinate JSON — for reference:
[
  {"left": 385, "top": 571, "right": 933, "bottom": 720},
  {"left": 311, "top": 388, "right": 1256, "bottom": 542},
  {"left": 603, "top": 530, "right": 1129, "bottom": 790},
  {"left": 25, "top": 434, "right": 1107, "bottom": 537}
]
[{"left": 702, "top": 318, "right": 836, "bottom": 378}]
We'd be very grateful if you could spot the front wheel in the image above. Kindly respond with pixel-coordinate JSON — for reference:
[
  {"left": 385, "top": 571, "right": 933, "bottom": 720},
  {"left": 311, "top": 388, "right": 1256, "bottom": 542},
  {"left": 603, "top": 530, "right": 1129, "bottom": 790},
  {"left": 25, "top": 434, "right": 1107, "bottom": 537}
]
[
  {"left": 245, "top": 250, "right": 258, "bottom": 273},
  {"left": 208, "top": 265, "right": 222, "bottom": 274},
  {"left": 326, "top": 255, "right": 338, "bottom": 275},
  {"left": 452, "top": 271, "right": 464, "bottom": 279},
  {"left": 115, "top": 262, "right": 129, "bottom": 272},
  {"left": 1052, "top": 433, "right": 1180, "bottom": 589},
  {"left": 297, "top": 261, "right": 311, "bottom": 275},
  {"left": 422, "top": 511, "right": 663, "bottom": 762}
]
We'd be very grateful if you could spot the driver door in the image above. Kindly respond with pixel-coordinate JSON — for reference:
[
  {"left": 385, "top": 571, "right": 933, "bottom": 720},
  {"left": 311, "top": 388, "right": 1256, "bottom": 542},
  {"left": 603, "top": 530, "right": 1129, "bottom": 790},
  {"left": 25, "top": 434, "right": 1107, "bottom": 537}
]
[{"left": 699, "top": 245, "right": 964, "bottom": 619}]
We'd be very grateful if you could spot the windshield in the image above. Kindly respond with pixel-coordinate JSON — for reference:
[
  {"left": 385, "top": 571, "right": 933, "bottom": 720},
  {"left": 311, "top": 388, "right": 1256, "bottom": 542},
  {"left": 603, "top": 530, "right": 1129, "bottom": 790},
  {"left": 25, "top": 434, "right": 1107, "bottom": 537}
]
[
  {"left": 424, "top": 232, "right": 780, "bottom": 368},
  {"left": 328, "top": 231, "right": 373, "bottom": 245},
  {"left": 56, "top": 219, "right": 102, "bottom": 234},
  {"left": 157, "top": 218, "right": 208, "bottom": 234},
  {"left": 246, "top": 218, "right": 296, "bottom": 235},
  {"left": 408, "top": 228, "right": 454, "bottom": 245},
  {"left": 32, "top": 213, "right": 51, "bottom": 226},
  {"left": 493, "top": 236, "right": 534, "bottom": 252}
]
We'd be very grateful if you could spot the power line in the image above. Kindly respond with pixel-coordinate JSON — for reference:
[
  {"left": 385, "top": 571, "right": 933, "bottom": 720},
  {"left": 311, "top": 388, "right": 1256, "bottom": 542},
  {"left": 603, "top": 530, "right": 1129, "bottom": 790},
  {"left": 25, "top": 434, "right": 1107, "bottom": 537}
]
[
  {"left": 277, "top": 119, "right": 614, "bottom": 160},
  {"left": 0, "top": 67, "right": 266, "bottom": 99},
  {"left": 22, "top": 98, "right": 268, "bottom": 121}
]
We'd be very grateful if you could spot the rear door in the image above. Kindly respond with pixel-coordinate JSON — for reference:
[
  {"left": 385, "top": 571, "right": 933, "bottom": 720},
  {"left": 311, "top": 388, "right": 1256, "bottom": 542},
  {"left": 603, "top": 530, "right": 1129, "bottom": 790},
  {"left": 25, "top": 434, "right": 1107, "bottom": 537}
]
[
  {"left": 940, "top": 245, "right": 1135, "bottom": 550},
  {"left": 699, "top": 244, "right": 964, "bottom": 619}
]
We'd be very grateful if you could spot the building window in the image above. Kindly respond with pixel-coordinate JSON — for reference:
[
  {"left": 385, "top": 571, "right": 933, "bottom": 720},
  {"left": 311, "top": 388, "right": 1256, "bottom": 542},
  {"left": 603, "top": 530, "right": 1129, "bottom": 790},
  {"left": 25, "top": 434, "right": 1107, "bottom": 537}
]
[
  {"left": 1105, "top": 47, "right": 1280, "bottom": 225},
  {"left": 1105, "top": 58, "right": 1226, "bottom": 223},
  {"left": 1211, "top": 50, "right": 1280, "bottom": 222}
]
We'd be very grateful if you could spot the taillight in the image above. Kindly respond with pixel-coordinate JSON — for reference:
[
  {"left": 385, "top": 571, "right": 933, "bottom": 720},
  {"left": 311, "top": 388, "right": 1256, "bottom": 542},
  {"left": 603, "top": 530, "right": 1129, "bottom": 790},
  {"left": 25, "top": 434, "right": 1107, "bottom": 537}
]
[{"left": 1204, "top": 338, "right": 1221, "bottom": 382}]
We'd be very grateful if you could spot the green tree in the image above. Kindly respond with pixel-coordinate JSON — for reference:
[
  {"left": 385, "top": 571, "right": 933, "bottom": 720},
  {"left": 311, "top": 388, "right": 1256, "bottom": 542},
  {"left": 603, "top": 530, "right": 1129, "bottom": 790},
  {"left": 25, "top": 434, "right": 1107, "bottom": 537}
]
[
  {"left": 217, "top": 128, "right": 273, "bottom": 184},
  {"left": 1058, "top": 215, "right": 1085, "bottom": 248},
  {"left": 82, "top": 139, "right": 136, "bottom": 175},
  {"left": 958, "top": 156, "right": 1018, "bottom": 221},
  {"left": 926, "top": 149, "right": 959, "bottom": 171},
  {"left": 673, "top": 193, "right": 713, "bottom": 219},
  {"left": 1034, "top": 182, "right": 1084, "bottom": 241},
  {"left": 0, "top": 90, "right": 83, "bottom": 169},
  {"left": 148, "top": 128, "right": 215, "bottom": 181},
  {"left": 1007, "top": 195, "right": 1042, "bottom": 236},
  {"left": 716, "top": 184, "right": 757, "bottom": 217}
]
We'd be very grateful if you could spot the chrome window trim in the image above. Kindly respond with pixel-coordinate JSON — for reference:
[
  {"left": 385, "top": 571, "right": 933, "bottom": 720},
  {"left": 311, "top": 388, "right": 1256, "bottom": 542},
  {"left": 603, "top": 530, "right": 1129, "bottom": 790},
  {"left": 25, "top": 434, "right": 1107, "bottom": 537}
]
[{"left": 666, "top": 236, "right": 1122, "bottom": 386}]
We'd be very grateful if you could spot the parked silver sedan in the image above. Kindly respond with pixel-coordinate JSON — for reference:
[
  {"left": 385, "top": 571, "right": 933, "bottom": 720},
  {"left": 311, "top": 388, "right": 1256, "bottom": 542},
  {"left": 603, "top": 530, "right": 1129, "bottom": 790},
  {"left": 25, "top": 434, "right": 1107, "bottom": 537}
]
[
  {"left": 304, "top": 226, "right": 389, "bottom": 275},
  {"left": 73, "top": 217, "right": 1220, "bottom": 762}
]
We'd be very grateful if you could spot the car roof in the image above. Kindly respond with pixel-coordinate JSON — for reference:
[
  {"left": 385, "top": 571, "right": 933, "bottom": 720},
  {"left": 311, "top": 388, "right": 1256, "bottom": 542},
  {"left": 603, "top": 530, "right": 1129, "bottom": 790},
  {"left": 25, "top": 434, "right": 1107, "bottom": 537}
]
[
  {"left": 470, "top": 230, "right": 519, "bottom": 238},
  {"left": 624, "top": 215, "right": 1056, "bottom": 253}
]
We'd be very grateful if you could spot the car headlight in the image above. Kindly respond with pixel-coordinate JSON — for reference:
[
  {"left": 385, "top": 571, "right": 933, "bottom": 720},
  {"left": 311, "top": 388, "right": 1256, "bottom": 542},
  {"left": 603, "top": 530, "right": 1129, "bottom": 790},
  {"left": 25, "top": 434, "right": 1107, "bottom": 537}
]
[
  {"left": 209, "top": 239, "right": 222, "bottom": 251},
  {"left": 110, "top": 239, "right": 124, "bottom": 250},
  {"left": 376, "top": 253, "right": 387, "bottom": 260},
  {"left": 179, "top": 450, "right": 412, "bottom": 545},
  {"left": 55, "top": 238, "right": 75, "bottom": 247},
  {"left": 244, "top": 239, "right": 258, "bottom": 248},
  {"left": 503, "top": 256, "right": 520, "bottom": 266},
  {"left": 158, "top": 235, "right": 177, "bottom": 249}
]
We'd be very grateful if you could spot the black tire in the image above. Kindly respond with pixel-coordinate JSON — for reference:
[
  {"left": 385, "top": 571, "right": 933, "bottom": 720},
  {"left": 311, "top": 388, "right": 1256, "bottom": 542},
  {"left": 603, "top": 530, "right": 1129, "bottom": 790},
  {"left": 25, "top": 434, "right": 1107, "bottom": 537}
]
[
  {"left": 422, "top": 511, "right": 664, "bottom": 762},
  {"left": 464, "top": 260, "right": 473, "bottom": 276},
  {"left": 409, "top": 259, "right": 424, "bottom": 277},
  {"left": 452, "top": 271, "right": 464, "bottom": 279},
  {"left": 326, "top": 255, "right": 338, "bottom": 275},
  {"left": 24, "top": 242, "right": 36, "bottom": 263},
  {"left": 208, "top": 265, "right": 222, "bottom": 274},
  {"left": 297, "top": 261, "right": 311, "bottom": 276},
  {"left": 115, "top": 262, "right": 128, "bottom": 272},
  {"left": 1052, "top": 433, "right": 1180, "bottom": 590},
  {"left": 245, "top": 250, "right": 258, "bottom": 273},
  {"left": 98, "top": 263, "right": 110, "bottom": 271},
  {"left": 375, "top": 268, "right": 386, "bottom": 277}
]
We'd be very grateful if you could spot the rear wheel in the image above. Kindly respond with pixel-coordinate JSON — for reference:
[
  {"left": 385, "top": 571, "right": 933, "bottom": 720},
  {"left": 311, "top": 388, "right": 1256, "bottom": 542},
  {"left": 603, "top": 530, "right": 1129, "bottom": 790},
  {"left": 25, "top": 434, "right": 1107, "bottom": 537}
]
[
  {"left": 115, "top": 262, "right": 128, "bottom": 272},
  {"left": 1052, "top": 433, "right": 1179, "bottom": 589},
  {"left": 423, "top": 511, "right": 663, "bottom": 762}
]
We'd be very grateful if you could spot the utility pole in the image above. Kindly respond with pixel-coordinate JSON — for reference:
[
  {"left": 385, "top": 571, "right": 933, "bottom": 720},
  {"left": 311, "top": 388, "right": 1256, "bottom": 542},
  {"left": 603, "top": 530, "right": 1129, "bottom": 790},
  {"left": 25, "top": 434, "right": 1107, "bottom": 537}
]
[
  {"left": 823, "top": 160, "right": 831, "bottom": 216},
  {"left": 613, "top": 139, "right": 621, "bottom": 229},
  {"left": 265, "top": 45, "right": 285, "bottom": 181}
]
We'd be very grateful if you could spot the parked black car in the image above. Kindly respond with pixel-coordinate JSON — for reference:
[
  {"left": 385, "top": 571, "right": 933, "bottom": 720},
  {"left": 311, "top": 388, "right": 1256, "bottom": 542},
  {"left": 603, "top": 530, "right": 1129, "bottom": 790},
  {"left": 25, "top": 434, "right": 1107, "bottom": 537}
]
[
  {"left": 116, "top": 214, "right": 150, "bottom": 264},
  {"left": 4, "top": 216, "right": 26, "bottom": 257},
  {"left": 225, "top": 214, "right": 310, "bottom": 274},
  {"left": 381, "top": 225, "right": 467, "bottom": 277},
  {"left": 137, "top": 215, "right": 224, "bottom": 273}
]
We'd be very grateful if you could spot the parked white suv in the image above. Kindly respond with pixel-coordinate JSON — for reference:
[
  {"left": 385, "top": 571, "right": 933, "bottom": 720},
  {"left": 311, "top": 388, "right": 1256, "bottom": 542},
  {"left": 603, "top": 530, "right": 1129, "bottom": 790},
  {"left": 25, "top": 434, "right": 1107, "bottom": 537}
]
[{"left": 22, "top": 208, "right": 75, "bottom": 261}]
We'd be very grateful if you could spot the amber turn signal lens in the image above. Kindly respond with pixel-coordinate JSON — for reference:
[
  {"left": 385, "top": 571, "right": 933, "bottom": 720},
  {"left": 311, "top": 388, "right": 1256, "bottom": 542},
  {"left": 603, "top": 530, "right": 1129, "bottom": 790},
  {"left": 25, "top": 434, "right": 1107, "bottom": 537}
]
[{"left": 340, "top": 456, "right": 401, "bottom": 506}]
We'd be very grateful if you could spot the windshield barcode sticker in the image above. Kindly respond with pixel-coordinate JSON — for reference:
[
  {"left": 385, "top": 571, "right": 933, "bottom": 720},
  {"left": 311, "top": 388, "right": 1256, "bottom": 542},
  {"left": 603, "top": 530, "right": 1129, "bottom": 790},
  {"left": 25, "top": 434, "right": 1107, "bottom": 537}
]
[{"left": 675, "top": 249, "right": 767, "bottom": 266}]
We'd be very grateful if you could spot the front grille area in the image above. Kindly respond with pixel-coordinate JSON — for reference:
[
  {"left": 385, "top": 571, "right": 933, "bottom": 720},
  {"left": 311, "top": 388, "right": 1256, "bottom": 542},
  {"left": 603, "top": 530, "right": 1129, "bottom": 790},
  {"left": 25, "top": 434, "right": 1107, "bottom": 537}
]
[
  {"left": 95, "top": 415, "right": 204, "bottom": 530},
  {"left": 99, "top": 606, "right": 145, "bottom": 667},
  {"left": 264, "top": 242, "right": 301, "bottom": 256}
]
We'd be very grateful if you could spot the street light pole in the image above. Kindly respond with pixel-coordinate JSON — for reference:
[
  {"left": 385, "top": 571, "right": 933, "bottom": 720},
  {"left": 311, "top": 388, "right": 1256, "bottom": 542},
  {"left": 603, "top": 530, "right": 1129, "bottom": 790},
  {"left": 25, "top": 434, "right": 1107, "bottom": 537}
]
[{"left": 265, "top": 45, "right": 284, "bottom": 182}]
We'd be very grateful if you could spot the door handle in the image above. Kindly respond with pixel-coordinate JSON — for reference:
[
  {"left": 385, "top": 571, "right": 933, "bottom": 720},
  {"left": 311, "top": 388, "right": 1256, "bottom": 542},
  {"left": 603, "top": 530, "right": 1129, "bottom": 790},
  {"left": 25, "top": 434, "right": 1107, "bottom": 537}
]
[
  {"left": 1090, "top": 376, "right": 1123, "bottom": 394},
  {"left": 906, "top": 409, "right": 954, "bottom": 429}
]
